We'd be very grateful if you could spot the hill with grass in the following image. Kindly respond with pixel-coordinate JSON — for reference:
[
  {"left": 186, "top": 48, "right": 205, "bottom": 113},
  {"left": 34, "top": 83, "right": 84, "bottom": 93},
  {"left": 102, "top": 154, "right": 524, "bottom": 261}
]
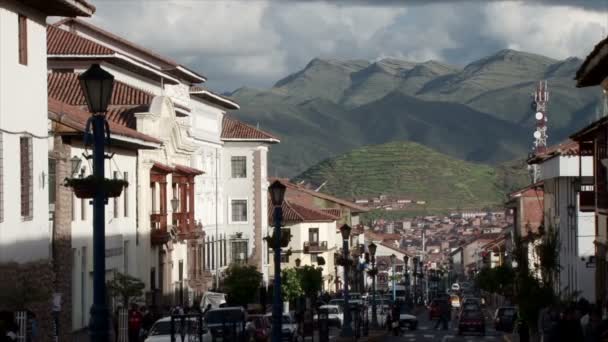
[
  {"left": 230, "top": 49, "right": 601, "bottom": 177},
  {"left": 294, "top": 141, "right": 530, "bottom": 210}
]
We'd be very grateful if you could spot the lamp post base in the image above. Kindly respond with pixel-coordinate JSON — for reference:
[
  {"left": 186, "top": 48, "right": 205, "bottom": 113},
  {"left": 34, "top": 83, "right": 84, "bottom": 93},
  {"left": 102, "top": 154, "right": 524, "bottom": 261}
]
[{"left": 89, "top": 304, "right": 109, "bottom": 342}]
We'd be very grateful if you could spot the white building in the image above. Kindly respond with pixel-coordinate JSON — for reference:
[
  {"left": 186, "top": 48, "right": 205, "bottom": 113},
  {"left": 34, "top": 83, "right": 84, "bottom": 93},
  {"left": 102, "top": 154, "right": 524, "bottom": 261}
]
[
  {"left": 48, "top": 98, "right": 161, "bottom": 330},
  {"left": 0, "top": 0, "right": 93, "bottom": 337},
  {"left": 529, "top": 139, "right": 596, "bottom": 302}
]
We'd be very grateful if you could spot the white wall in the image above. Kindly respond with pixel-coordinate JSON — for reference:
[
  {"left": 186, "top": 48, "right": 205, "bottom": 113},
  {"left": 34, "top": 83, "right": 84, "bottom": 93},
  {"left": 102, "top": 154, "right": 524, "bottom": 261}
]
[
  {"left": 0, "top": 3, "right": 49, "bottom": 263},
  {"left": 69, "top": 144, "right": 140, "bottom": 331}
]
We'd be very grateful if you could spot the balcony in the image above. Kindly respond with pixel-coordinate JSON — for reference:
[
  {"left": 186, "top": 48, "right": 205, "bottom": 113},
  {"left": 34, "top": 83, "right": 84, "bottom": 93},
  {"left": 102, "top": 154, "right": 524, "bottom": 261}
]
[
  {"left": 173, "top": 212, "right": 197, "bottom": 239},
  {"left": 150, "top": 212, "right": 170, "bottom": 245},
  {"left": 304, "top": 241, "right": 328, "bottom": 253}
]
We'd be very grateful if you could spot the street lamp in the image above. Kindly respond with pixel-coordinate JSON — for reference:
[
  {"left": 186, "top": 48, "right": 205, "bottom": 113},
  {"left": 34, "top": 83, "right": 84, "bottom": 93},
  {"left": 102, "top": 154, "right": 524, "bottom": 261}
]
[
  {"left": 339, "top": 224, "right": 354, "bottom": 337},
  {"left": 368, "top": 242, "right": 378, "bottom": 328},
  {"left": 79, "top": 64, "right": 115, "bottom": 342},
  {"left": 70, "top": 156, "right": 82, "bottom": 177},
  {"left": 295, "top": 258, "right": 301, "bottom": 268},
  {"left": 171, "top": 196, "right": 179, "bottom": 212},
  {"left": 403, "top": 255, "right": 409, "bottom": 299},
  {"left": 390, "top": 254, "right": 396, "bottom": 302},
  {"left": 269, "top": 180, "right": 286, "bottom": 342}
]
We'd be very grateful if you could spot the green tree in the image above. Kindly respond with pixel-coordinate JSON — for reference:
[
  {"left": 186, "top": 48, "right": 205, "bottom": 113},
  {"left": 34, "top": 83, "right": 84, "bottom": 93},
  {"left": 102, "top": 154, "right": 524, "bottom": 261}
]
[
  {"left": 223, "top": 264, "right": 263, "bottom": 306},
  {"left": 282, "top": 268, "right": 304, "bottom": 302},
  {"left": 107, "top": 272, "right": 145, "bottom": 306},
  {"left": 297, "top": 265, "right": 323, "bottom": 297}
]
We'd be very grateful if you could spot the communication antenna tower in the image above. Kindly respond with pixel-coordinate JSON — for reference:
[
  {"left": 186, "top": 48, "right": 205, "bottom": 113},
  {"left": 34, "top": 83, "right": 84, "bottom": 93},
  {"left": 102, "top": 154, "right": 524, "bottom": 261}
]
[{"left": 528, "top": 80, "right": 549, "bottom": 183}]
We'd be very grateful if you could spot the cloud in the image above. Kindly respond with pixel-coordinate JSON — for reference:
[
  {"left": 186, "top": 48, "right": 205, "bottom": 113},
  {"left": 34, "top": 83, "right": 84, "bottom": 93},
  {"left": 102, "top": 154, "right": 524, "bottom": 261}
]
[{"left": 88, "top": 0, "right": 608, "bottom": 92}]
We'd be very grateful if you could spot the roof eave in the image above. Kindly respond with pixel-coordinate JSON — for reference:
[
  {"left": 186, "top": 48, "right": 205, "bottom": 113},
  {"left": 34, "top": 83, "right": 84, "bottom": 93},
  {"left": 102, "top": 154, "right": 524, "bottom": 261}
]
[
  {"left": 221, "top": 138, "right": 280, "bottom": 144},
  {"left": 27, "top": 0, "right": 95, "bottom": 17},
  {"left": 191, "top": 91, "right": 240, "bottom": 110}
]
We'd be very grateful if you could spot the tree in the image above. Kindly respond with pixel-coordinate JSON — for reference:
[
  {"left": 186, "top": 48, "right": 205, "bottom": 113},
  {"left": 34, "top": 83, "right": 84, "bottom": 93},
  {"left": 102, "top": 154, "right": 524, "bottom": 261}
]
[
  {"left": 223, "top": 264, "right": 262, "bottom": 306},
  {"left": 282, "top": 268, "right": 303, "bottom": 302},
  {"left": 297, "top": 265, "right": 323, "bottom": 297},
  {"left": 107, "top": 272, "right": 145, "bottom": 306}
]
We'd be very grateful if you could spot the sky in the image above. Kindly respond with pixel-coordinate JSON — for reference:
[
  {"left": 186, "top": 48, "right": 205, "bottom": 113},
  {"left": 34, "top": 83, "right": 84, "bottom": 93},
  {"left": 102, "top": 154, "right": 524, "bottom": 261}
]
[{"left": 89, "top": 0, "right": 608, "bottom": 92}]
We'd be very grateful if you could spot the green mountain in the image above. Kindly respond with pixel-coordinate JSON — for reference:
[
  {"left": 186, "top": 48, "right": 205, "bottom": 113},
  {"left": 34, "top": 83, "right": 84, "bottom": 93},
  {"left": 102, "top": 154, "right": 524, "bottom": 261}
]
[
  {"left": 293, "top": 141, "right": 530, "bottom": 209},
  {"left": 230, "top": 49, "right": 601, "bottom": 177}
]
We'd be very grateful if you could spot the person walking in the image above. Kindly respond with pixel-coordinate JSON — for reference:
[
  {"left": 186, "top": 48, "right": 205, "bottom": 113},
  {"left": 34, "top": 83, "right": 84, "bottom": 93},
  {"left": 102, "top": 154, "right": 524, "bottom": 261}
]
[
  {"left": 434, "top": 299, "right": 450, "bottom": 330},
  {"left": 127, "top": 304, "right": 143, "bottom": 342}
]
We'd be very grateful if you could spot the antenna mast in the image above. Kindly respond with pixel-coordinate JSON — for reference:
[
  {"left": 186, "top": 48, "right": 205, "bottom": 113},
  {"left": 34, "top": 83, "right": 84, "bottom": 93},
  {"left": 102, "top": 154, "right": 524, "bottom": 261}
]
[{"left": 528, "top": 80, "right": 549, "bottom": 183}]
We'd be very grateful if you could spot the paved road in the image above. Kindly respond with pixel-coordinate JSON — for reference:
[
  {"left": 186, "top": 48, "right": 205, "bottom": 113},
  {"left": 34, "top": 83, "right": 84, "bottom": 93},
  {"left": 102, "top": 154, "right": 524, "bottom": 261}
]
[{"left": 385, "top": 306, "right": 507, "bottom": 342}]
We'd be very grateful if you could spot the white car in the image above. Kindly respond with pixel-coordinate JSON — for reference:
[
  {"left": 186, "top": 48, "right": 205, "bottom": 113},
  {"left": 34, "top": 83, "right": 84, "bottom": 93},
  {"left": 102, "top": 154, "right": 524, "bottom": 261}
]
[
  {"left": 315, "top": 305, "right": 343, "bottom": 327},
  {"left": 398, "top": 308, "right": 418, "bottom": 331},
  {"left": 451, "top": 283, "right": 461, "bottom": 291},
  {"left": 144, "top": 317, "right": 209, "bottom": 342},
  {"left": 266, "top": 313, "right": 298, "bottom": 341}
]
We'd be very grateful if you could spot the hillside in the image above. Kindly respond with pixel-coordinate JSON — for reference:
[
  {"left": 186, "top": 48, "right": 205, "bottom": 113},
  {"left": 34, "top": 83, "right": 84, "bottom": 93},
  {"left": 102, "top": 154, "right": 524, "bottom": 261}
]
[
  {"left": 293, "top": 141, "right": 530, "bottom": 210},
  {"left": 230, "top": 49, "right": 601, "bottom": 177}
]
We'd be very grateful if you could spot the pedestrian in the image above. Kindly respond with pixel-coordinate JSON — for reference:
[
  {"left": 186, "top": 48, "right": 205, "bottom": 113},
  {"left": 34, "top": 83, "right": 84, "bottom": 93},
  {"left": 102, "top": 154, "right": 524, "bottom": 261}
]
[
  {"left": 391, "top": 302, "right": 400, "bottom": 336},
  {"left": 584, "top": 305, "right": 602, "bottom": 342},
  {"left": 434, "top": 298, "right": 450, "bottom": 330},
  {"left": 127, "top": 303, "right": 143, "bottom": 342},
  {"left": 557, "top": 305, "right": 584, "bottom": 342}
]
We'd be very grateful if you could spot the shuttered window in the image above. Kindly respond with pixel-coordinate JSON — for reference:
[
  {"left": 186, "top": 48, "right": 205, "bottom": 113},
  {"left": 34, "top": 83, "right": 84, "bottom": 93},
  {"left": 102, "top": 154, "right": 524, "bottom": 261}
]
[
  {"left": 18, "top": 15, "right": 27, "bottom": 65},
  {"left": 20, "top": 136, "right": 32, "bottom": 219}
]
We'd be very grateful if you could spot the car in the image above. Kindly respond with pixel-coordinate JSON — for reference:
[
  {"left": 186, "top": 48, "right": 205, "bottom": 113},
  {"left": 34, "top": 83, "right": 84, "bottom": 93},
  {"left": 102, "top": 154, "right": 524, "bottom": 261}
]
[
  {"left": 494, "top": 306, "right": 518, "bottom": 332},
  {"left": 450, "top": 294, "right": 461, "bottom": 308},
  {"left": 458, "top": 309, "right": 485, "bottom": 336},
  {"left": 315, "top": 305, "right": 343, "bottom": 328},
  {"left": 205, "top": 307, "right": 247, "bottom": 340},
  {"left": 428, "top": 299, "right": 448, "bottom": 320},
  {"left": 265, "top": 313, "right": 298, "bottom": 341},
  {"left": 348, "top": 293, "right": 364, "bottom": 306},
  {"left": 328, "top": 299, "right": 344, "bottom": 311},
  {"left": 398, "top": 305, "right": 418, "bottom": 331},
  {"left": 460, "top": 297, "right": 482, "bottom": 312},
  {"left": 246, "top": 314, "right": 270, "bottom": 342},
  {"left": 144, "top": 317, "right": 207, "bottom": 342}
]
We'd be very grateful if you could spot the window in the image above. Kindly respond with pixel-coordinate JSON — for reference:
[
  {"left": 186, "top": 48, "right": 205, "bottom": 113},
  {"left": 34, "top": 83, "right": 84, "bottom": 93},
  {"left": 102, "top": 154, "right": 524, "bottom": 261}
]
[
  {"left": 280, "top": 253, "right": 290, "bottom": 263},
  {"left": 113, "top": 172, "right": 119, "bottom": 218},
  {"left": 231, "top": 200, "right": 247, "bottom": 222},
  {"left": 231, "top": 156, "right": 246, "bottom": 178},
  {"left": 311, "top": 254, "right": 318, "bottom": 263},
  {"left": 20, "top": 136, "right": 32, "bottom": 219},
  {"left": 49, "top": 159, "right": 56, "bottom": 211},
  {"left": 309, "top": 228, "right": 319, "bottom": 243},
  {"left": 18, "top": 15, "right": 27, "bottom": 65},
  {"left": 231, "top": 240, "right": 248, "bottom": 264},
  {"left": 123, "top": 172, "right": 129, "bottom": 217}
]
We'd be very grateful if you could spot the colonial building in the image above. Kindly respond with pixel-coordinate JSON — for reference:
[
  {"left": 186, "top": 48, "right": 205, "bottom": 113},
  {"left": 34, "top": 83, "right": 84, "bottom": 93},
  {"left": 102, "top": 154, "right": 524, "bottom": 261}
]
[
  {"left": 0, "top": 0, "right": 93, "bottom": 340},
  {"left": 571, "top": 35, "right": 608, "bottom": 305},
  {"left": 528, "top": 140, "right": 596, "bottom": 302}
]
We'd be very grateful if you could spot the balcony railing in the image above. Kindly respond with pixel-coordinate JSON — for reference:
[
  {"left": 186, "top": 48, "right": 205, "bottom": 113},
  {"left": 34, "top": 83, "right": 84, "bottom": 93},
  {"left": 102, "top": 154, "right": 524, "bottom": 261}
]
[
  {"left": 150, "top": 212, "right": 170, "bottom": 245},
  {"left": 304, "top": 241, "right": 328, "bottom": 253},
  {"left": 173, "top": 212, "right": 195, "bottom": 237}
]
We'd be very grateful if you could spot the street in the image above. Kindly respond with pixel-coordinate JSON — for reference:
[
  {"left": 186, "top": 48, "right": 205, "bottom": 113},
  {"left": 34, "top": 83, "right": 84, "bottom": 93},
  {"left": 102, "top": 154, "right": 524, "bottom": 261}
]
[{"left": 383, "top": 306, "right": 507, "bottom": 342}]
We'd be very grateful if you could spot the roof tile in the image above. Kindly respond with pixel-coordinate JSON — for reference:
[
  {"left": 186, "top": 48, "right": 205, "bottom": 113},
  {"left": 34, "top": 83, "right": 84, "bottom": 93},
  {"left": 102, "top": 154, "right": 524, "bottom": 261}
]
[
  {"left": 48, "top": 25, "right": 113, "bottom": 55},
  {"left": 222, "top": 116, "right": 279, "bottom": 142}
]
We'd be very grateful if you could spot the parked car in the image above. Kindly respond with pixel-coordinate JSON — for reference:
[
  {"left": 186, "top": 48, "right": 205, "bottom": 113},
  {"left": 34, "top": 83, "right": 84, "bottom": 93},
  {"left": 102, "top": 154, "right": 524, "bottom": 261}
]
[
  {"left": 348, "top": 293, "right": 364, "bottom": 305},
  {"left": 205, "top": 307, "right": 247, "bottom": 340},
  {"left": 144, "top": 317, "right": 206, "bottom": 342},
  {"left": 460, "top": 297, "right": 482, "bottom": 312},
  {"left": 398, "top": 305, "right": 418, "bottom": 331},
  {"left": 458, "top": 309, "right": 485, "bottom": 336},
  {"left": 328, "top": 299, "right": 344, "bottom": 311},
  {"left": 265, "top": 313, "right": 298, "bottom": 342},
  {"left": 428, "top": 299, "right": 448, "bottom": 320},
  {"left": 494, "top": 306, "right": 518, "bottom": 332},
  {"left": 246, "top": 314, "right": 270, "bottom": 342},
  {"left": 314, "top": 305, "right": 343, "bottom": 328}
]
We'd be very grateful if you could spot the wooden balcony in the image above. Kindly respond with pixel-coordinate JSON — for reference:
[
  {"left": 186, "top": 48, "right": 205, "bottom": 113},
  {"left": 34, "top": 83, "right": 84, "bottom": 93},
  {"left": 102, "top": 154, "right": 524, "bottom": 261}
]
[
  {"left": 304, "top": 241, "right": 328, "bottom": 253},
  {"left": 150, "top": 212, "right": 170, "bottom": 245},
  {"left": 580, "top": 190, "right": 596, "bottom": 212},
  {"left": 173, "top": 212, "right": 197, "bottom": 239}
]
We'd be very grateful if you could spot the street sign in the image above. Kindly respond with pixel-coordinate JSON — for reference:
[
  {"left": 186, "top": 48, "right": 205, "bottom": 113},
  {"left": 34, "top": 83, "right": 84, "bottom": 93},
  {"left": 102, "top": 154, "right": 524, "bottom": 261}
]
[{"left": 378, "top": 272, "right": 389, "bottom": 290}]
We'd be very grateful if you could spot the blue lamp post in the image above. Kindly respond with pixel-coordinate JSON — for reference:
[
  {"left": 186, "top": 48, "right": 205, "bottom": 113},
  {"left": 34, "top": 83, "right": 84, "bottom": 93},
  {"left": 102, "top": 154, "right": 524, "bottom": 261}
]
[
  {"left": 368, "top": 242, "right": 378, "bottom": 328},
  {"left": 340, "top": 224, "right": 354, "bottom": 337},
  {"left": 79, "top": 64, "right": 115, "bottom": 342},
  {"left": 390, "top": 254, "right": 396, "bottom": 302},
  {"left": 269, "top": 180, "right": 286, "bottom": 342}
]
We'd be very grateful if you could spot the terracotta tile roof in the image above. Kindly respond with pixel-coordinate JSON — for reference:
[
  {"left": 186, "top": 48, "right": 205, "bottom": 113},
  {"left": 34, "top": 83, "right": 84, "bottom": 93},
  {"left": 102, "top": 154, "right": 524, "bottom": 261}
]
[
  {"left": 527, "top": 139, "right": 585, "bottom": 164},
  {"left": 52, "top": 19, "right": 206, "bottom": 83},
  {"left": 48, "top": 25, "right": 113, "bottom": 55},
  {"left": 272, "top": 178, "right": 368, "bottom": 213},
  {"left": 175, "top": 165, "right": 205, "bottom": 175},
  {"left": 48, "top": 98, "right": 160, "bottom": 145},
  {"left": 48, "top": 72, "right": 153, "bottom": 106},
  {"left": 321, "top": 209, "right": 342, "bottom": 218},
  {"left": 222, "top": 116, "right": 279, "bottom": 143},
  {"left": 269, "top": 199, "right": 338, "bottom": 225}
]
